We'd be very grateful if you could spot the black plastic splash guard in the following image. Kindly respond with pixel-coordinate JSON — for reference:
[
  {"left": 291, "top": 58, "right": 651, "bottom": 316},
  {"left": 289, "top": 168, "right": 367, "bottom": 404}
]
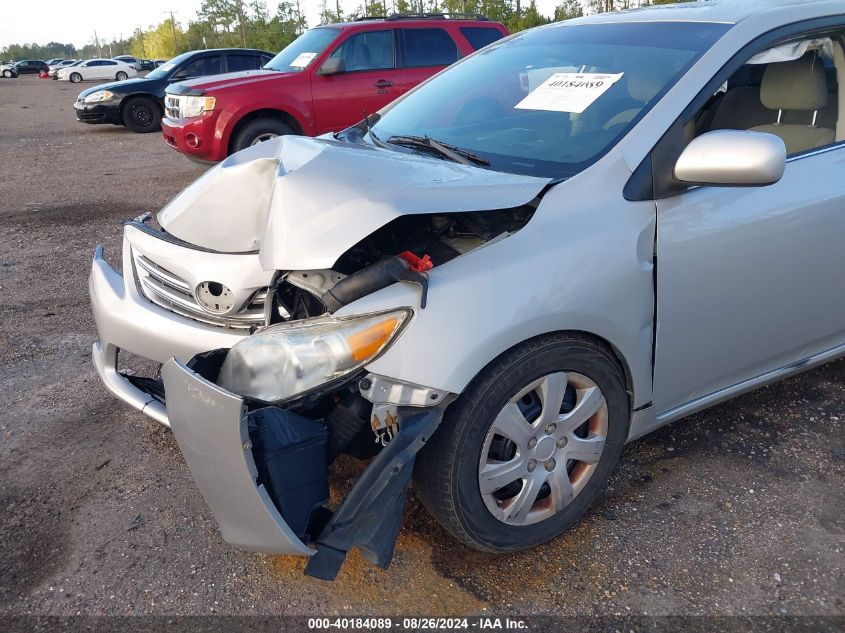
[{"left": 304, "top": 402, "right": 449, "bottom": 581}]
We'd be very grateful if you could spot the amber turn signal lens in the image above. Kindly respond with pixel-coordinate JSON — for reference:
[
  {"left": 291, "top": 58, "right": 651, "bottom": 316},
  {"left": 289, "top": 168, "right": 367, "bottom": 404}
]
[{"left": 347, "top": 317, "right": 399, "bottom": 362}]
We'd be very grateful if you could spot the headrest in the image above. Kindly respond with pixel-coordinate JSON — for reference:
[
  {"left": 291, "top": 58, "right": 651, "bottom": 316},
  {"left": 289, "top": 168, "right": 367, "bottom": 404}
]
[
  {"left": 760, "top": 53, "right": 828, "bottom": 111},
  {"left": 626, "top": 67, "right": 663, "bottom": 103}
]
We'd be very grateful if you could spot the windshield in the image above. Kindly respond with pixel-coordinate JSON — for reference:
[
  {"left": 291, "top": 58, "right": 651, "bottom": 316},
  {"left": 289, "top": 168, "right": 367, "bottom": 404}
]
[
  {"left": 264, "top": 27, "right": 339, "bottom": 72},
  {"left": 145, "top": 53, "right": 185, "bottom": 79},
  {"left": 371, "top": 22, "right": 729, "bottom": 178}
]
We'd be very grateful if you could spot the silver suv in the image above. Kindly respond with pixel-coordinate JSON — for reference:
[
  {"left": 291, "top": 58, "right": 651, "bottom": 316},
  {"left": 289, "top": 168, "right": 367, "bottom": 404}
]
[{"left": 90, "top": 0, "right": 845, "bottom": 580}]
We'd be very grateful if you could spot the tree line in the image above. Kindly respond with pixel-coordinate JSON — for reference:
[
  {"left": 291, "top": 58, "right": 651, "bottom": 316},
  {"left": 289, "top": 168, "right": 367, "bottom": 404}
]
[{"left": 1, "top": 0, "right": 685, "bottom": 62}]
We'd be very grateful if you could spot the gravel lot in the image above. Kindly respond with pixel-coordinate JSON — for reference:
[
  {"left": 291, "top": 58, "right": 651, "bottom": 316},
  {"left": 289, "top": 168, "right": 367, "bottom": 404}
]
[{"left": 0, "top": 75, "right": 843, "bottom": 620}]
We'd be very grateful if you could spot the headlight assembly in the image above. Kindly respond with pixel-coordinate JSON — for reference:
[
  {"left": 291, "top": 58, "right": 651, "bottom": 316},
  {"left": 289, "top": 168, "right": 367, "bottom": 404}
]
[
  {"left": 179, "top": 95, "right": 216, "bottom": 118},
  {"left": 83, "top": 90, "right": 114, "bottom": 103},
  {"left": 217, "top": 309, "right": 411, "bottom": 402}
]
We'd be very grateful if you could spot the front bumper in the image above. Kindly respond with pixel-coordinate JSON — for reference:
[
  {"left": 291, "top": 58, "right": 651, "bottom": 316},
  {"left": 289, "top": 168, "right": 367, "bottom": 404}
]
[
  {"left": 74, "top": 100, "right": 122, "bottom": 124},
  {"left": 161, "top": 358, "right": 315, "bottom": 555},
  {"left": 161, "top": 112, "right": 226, "bottom": 162},
  {"left": 89, "top": 224, "right": 264, "bottom": 425}
]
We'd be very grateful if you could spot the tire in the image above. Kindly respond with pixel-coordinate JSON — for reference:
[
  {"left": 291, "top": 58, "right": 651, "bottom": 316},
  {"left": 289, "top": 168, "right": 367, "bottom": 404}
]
[
  {"left": 122, "top": 96, "right": 161, "bottom": 133},
  {"left": 69, "top": 72, "right": 82, "bottom": 83},
  {"left": 413, "top": 333, "right": 629, "bottom": 553},
  {"left": 2, "top": 70, "right": 10, "bottom": 78},
  {"left": 116, "top": 71, "right": 128, "bottom": 81},
  {"left": 230, "top": 117, "right": 294, "bottom": 154}
]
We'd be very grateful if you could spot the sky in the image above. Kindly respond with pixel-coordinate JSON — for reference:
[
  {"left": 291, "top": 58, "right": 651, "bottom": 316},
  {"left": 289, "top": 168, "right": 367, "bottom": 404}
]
[{"left": 1, "top": 0, "right": 562, "bottom": 49}]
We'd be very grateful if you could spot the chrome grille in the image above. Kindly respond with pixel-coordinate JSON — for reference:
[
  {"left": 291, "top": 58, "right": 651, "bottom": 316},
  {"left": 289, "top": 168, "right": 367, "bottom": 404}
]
[
  {"left": 165, "top": 94, "right": 180, "bottom": 119},
  {"left": 133, "top": 253, "right": 266, "bottom": 330}
]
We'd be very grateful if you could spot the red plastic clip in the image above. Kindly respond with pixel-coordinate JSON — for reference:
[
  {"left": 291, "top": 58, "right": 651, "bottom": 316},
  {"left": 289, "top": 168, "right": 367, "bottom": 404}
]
[{"left": 398, "top": 250, "right": 433, "bottom": 272}]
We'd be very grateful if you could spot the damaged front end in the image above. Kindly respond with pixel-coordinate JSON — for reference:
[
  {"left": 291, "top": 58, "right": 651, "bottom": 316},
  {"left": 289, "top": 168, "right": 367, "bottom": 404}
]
[
  {"left": 92, "top": 135, "right": 553, "bottom": 578},
  {"left": 162, "top": 348, "right": 454, "bottom": 580}
]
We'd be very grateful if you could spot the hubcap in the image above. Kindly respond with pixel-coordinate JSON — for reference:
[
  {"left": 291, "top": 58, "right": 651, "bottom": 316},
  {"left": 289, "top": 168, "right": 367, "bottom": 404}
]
[
  {"left": 250, "top": 132, "right": 279, "bottom": 146},
  {"left": 478, "top": 372, "right": 608, "bottom": 526},
  {"left": 132, "top": 105, "right": 152, "bottom": 126}
]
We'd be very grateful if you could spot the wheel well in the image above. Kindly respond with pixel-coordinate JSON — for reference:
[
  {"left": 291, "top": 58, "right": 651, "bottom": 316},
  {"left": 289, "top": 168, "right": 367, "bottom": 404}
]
[
  {"left": 228, "top": 108, "right": 303, "bottom": 154},
  {"left": 469, "top": 330, "right": 635, "bottom": 410},
  {"left": 120, "top": 94, "right": 163, "bottom": 117}
]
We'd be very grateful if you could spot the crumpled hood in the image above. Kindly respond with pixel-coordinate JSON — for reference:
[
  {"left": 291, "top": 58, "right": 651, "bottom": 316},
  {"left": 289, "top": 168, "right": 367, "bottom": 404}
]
[{"left": 159, "top": 135, "right": 550, "bottom": 271}]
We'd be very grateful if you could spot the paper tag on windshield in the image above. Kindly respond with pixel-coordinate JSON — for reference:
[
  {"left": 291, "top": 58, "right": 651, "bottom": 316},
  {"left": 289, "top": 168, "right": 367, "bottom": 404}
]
[
  {"left": 514, "top": 72, "right": 624, "bottom": 114},
  {"left": 290, "top": 52, "right": 317, "bottom": 68}
]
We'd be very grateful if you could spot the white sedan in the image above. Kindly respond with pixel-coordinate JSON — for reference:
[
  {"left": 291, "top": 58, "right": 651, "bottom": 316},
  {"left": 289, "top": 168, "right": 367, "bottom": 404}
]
[{"left": 57, "top": 59, "right": 137, "bottom": 83}]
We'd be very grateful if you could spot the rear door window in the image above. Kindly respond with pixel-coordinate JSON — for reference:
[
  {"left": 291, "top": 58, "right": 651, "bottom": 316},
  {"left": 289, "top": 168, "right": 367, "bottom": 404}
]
[
  {"left": 227, "top": 53, "right": 265, "bottom": 72},
  {"left": 330, "top": 30, "right": 395, "bottom": 72},
  {"left": 401, "top": 28, "right": 459, "bottom": 67},
  {"left": 460, "top": 27, "right": 505, "bottom": 50}
]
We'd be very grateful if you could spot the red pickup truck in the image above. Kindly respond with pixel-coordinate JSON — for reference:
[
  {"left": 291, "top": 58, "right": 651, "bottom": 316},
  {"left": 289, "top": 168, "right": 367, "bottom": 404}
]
[{"left": 161, "top": 14, "right": 508, "bottom": 162}]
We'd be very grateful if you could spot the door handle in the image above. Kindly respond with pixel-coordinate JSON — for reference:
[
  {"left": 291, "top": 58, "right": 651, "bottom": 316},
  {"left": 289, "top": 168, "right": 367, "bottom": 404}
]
[{"left": 374, "top": 79, "right": 393, "bottom": 88}]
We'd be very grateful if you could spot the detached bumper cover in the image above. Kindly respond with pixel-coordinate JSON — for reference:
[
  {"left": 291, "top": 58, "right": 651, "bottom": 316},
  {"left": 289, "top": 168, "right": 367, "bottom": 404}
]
[{"left": 161, "top": 358, "right": 314, "bottom": 555}]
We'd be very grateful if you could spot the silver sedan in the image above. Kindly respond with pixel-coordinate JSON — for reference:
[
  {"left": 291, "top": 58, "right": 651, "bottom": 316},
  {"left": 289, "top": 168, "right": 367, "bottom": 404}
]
[{"left": 89, "top": 0, "right": 845, "bottom": 580}]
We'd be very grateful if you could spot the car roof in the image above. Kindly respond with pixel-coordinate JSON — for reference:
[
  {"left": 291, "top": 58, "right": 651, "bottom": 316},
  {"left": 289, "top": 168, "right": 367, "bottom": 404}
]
[
  {"left": 567, "top": 0, "right": 844, "bottom": 26},
  {"left": 330, "top": 13, "right": 503, "bottom": 28}
]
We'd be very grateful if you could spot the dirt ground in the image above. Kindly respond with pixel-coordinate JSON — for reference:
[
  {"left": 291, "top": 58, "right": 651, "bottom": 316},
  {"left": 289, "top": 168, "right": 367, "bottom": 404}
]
[{"left": 0, "top": 75, "right": 843, "bottom": 619}]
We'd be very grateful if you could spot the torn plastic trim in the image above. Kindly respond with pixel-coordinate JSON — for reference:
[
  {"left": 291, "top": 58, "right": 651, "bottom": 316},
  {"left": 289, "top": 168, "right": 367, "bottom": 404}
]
[
  {"left": 161, "top": 357, "right": 315, "bottom": 555},
  {"left": 304, "top": 396, "right": 456, "bottom": 581}
]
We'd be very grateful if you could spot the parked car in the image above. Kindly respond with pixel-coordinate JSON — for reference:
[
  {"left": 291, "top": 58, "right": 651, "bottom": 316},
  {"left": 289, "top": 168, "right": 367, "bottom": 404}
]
[
  {"left": 113, "top": 55, "right": 141, "bottom": 71},
  {"left": 74, "top": 48, "right": 273, "bottom": 133},
  {"left": 90, "top": 0, "right": 845, "bottom": 580},
  {"left": 1, "top": 62, "right": 18, "bottom": 78},
  {"left": 138, "top": 59, "right": 156, "bottom": 71},
  {"left": 13, "top": 59, "right": 49, "bottom": 74},
  {"left": 57, "top": 58, "right": 137, "bottom": 83},
  {"left": 46, "top": 58, "right": 64, "bottom": 65},
  {"left": 48, "top": 59, "right": 78, "bottom": 77},
  {"left": 153, "top": 59, "right": 168, "bottom": 68},
  {"left": 161, "top": 14, "right": 508, "bottom": 161}
]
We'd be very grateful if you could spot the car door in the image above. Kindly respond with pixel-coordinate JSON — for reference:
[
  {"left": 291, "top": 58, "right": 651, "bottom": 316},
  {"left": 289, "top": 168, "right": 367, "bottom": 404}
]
[
  {"left": 311, "top": 29, "right": 401, "bottom": 134},
  {"left": 100, "top": 61, "right": 118, "bottom": 79},
  {"left": 398, "top": 26, "right": 461, "bottom": 94},
  {"left": 652, "top": 28, "right": 845, "bottom": 418}
]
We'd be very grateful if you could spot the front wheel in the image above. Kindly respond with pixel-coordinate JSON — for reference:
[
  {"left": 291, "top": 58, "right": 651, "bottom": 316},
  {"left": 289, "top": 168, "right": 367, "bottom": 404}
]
[
  {"left": 413, "top": 334, "right": 629, "bottom": 552},
  {"left": 122, "top": 96, "right": 161, "bottom": 133},
  {"left": 116, "top": 71, "right": 128, "bottom": 81},
  {"left": 69, "top": 72, "right": 82, "bottom": 83},
  {"left": 2, "top": 70, "right": 10, "bottom": 78},
  {"left": 230, "top": 117, "right": 294, "bottom": 154}
]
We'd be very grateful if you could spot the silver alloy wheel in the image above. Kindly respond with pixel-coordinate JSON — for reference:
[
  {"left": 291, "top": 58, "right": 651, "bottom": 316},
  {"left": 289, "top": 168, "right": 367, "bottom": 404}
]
[
  {"left": 478, "top": 372, "right": 608, "bottom": 526},
  {"left": 2, "top": 70, "right": 10, "bottom": 78},
  {"left": 250, "top": 132, "right": 279, "bottom": 145},
  {"left": 70, "top": 73, "right": 81, "bottom": 83}
]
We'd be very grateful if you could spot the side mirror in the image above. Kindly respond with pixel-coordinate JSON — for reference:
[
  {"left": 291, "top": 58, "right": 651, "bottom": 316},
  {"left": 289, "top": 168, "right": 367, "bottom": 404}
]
[
  {"left": 172, "top": 71, "right": 189, "bottom": 81},
  {"left": 318, "top": 58, "right": 345, "bottom": 76},
  {"left": 674, "top": 130, "right": 786, "bottom": 187}
]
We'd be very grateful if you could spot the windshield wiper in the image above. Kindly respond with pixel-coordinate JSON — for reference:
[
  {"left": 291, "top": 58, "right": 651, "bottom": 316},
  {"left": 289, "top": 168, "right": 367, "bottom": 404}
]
[{"left": 385, "top": 134, "right": 490, "bottom": 167}]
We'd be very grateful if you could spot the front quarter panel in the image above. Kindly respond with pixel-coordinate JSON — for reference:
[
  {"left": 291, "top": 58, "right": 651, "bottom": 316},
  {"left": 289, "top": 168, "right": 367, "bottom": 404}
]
[{"left": 340, "top": 148, "right": 656, "bottom": 410}]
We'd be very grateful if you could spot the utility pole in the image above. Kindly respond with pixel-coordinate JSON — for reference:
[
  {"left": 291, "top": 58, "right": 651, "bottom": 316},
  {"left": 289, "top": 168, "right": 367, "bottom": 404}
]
[
  {"left": 136, "top": 26, "right": 147, "bottom": 58},
  {"left": 165, "top": 11, "right": 178, "bottom": 52}
]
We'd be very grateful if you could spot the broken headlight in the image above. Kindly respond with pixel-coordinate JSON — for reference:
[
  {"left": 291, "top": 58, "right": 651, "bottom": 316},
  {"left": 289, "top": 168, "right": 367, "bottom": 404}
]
[{"left": 217, "top": 309, "right": 411, "bottom": 402}]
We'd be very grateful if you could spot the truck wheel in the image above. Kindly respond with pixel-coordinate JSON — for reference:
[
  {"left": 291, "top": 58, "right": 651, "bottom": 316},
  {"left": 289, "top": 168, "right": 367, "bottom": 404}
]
[
  {"left": 231, "top": 118, "right": 294, "bottom": 153},
  {"left": 122, "top": 96, "right": 161, "bottom": 133},
  {"left": 413, "top": 334, "right": 629, "bottom": 553}
]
